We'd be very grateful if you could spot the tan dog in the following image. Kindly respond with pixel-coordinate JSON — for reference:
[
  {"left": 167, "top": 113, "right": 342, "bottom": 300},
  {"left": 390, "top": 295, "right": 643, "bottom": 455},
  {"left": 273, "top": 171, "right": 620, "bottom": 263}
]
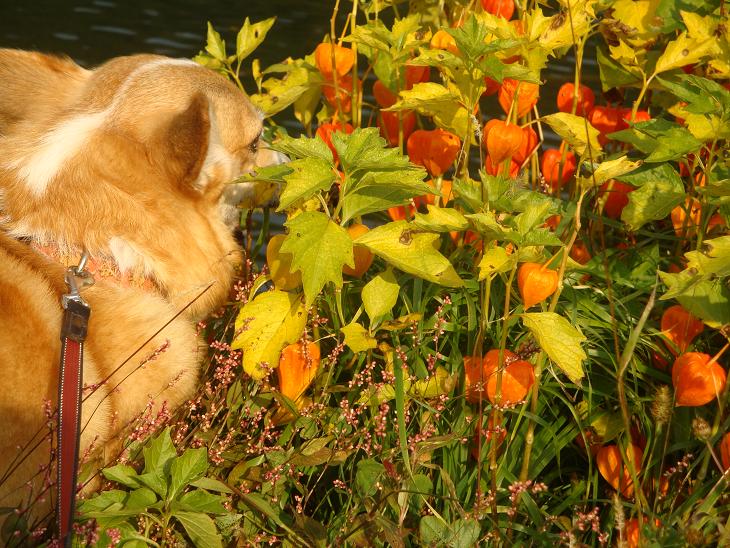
[{"left": 0, "top": 49, "right": 280, "bottom": 527}]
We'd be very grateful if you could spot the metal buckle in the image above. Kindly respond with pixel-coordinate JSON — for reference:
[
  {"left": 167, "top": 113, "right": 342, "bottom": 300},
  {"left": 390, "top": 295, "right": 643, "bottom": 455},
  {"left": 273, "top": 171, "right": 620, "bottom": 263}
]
[{"left": 61, "top": 252, "right": 95, "bottom": 310}]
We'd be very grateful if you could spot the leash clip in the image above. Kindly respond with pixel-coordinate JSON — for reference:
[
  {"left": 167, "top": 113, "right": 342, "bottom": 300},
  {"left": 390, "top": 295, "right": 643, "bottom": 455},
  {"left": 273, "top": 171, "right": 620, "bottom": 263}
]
[
  {"left": 62, "top": 252, "right": 94, "bottom": 310},
  {"left": 61, "top": 252, "right": 94, "bottom": 342}
]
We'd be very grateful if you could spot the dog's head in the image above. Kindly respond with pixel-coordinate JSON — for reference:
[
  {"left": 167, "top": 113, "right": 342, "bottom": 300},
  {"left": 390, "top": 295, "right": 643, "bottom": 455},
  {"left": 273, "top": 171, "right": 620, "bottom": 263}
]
[{"left": 0, "top": 52, "right": 283, "bottom": 318}]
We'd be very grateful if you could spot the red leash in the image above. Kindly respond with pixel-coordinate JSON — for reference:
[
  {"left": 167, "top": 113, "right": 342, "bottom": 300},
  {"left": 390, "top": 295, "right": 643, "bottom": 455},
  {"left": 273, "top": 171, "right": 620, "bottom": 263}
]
[{"left": 57, "top": 258, "right": 93, "bottom": 546}]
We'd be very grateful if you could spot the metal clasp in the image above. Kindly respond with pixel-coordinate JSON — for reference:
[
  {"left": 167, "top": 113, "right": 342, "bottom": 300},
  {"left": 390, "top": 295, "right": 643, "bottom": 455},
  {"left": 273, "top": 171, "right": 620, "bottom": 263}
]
[{"left": 62, "top": 251, "right": 95, "bottom": 310}]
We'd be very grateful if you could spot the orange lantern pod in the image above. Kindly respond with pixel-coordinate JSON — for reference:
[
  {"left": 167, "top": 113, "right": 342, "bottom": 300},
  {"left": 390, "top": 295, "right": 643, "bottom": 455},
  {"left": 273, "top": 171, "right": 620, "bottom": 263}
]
[
  {"left": 543, "top": 214, "right": 562, "bottom": 231},
  {"left": 483, "top": 76, "right": 501, "bottom": 96},
  {"left": 598, "top": 180, "right": 634, "bottom": 219},
  {"left": 278, "top": 340, "right": 321, "bottom": 404},
  {"left": 406, "top": 128, "right": 461, "bottom": 176},
  {"left": 465, "top": 349, "right": 518, "bottom": 403},
  {"left": 322, "top": 74, "right": 359, "bottom": 114},
  {"left": 405, "top": 64, "right": 430, "bottom": 88},
  {"left": 387, "top": 204, "right": 414, "bottom": 221},
  {"left": 621, "top": 108, "right": 651, "bottom": 125},
  {"left": 719, "top": 432, "right": 730, "bottom": 471},
  {"left": 541, "top": 148, "right": 577, "bottom": 191},
  {"left": 343, "top": 223, "right": 374, "bottom": 278},
  {"left": 373, "top": 79, "right": 397, "bottom": 108},
  {"left": 596, "top": 443, "right": 643, "bottom": 497},
  {"left": 314, "top": 42, "right": 355, "bottom": 80},
  {"left": 513, "top": 126, "right": 538, "bottom": 165},
  {"left": 660, "top": 305, "right": 704, "bottom": 355},
  {"left": 672, "top": 351, "right": 727, "bottom": 407},
  {"left": 425, "top": 179, "right": 454, "bottom": 206},
  {"left": 570, "top": 241, "right": 592, "bottom": 265},
  {"left": 316, "top": 121, "right": 354, "bottom": 163},
  {"left": 556, "top": 82, "right": 595, "bottom": 116},
  {"left": 485, "top": 156, "right": 520, "bottom": 178},
  {"left": 481, "top": 0, "right": 515, "bottom": 19},
  {"left": 671, "top": 198, "right": 702, "bottom": 238},
  {"left": 517, "top": 262, "right": 559, "bottom": 308},
  {"left": 485, "top": 120, "right": 523, "bottom": 164},
  {"left": 485, "top": 358, "right": 534, "bottom": 405},
  {"left": 378, "top": 110, "right": 417, "bottom": 148},
  {"left": 589, "top": 105, "right": 622, "bottom": 144},
  {"left": 430, "top": 29, "right": 459, "bottom": 54},
  {"left": 498, "top": 78, "right": 539, "bottom": 117}
]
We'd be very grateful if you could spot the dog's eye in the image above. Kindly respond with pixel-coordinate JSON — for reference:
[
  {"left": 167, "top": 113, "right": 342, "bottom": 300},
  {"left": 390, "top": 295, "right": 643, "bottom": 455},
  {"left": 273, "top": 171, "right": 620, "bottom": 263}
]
[{"left": 248, "top": 140, "right": 259, "bottom": 154}]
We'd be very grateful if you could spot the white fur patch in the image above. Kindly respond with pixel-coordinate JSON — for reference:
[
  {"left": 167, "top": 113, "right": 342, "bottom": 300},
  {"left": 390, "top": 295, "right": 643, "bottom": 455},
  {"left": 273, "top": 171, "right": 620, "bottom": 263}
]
[
  {"left": 194, "top": 107, "right": 237, "bottom": 192},
  {"left": 14, "top": 110, "right": 108, "bottom": 196},
  {"left": 109, "top": 237, "right": 153, "bottom": 274}
]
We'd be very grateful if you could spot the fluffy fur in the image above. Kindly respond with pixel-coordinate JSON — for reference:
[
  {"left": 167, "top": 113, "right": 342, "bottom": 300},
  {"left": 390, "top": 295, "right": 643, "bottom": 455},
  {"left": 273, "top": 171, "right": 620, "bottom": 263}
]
[{"left": 0, "top": 49, "right": 279, "bottom": 525}]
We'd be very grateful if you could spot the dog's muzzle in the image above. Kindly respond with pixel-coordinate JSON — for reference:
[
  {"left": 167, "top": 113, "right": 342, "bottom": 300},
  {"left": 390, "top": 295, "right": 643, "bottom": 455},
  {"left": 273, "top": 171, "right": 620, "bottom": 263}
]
[{"left": 220, "top": 149, "right": 288, "bottom": 226}]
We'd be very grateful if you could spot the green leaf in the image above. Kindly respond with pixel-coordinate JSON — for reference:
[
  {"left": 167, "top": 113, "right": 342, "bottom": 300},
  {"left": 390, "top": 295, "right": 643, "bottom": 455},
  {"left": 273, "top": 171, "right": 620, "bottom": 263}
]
[
  {"left": 355, "top": 459, "right": 385, "bottom": 498},
  {"left": 125, "top": 487, "right": 158, "bottom": 512},
  {"left": 620, "top": 173, "right": 684, "bottom": 231},
  {"left": 142, "top": 428, "right": 176, "bottom": 476},
  {"left": 333, "top": 127, "right": 413, "bottom": 175},
  {"left": 189, "top": 477, "right": 233, "bottom": 494},
  {"left": 236, "top": 17, "right": 276, "bottom": 61},
  {"left": 175, "top": 490, "right": 227, "bottom": 514},
  {"left": 449, "top": 519, "right": 481, "bottom": 548},
  {"left": 174, "top": 511, "right": 223, "bottom": 548},
  {"left": 386, "top": 83, "right": 470, "bottom": 136},
  {"left": 232, "top": 290, "right": 307, "bottom": 379},
  {"left": 464, "top": 211, "right": 507, "bottom": 240},
  {"left": 277, "top": 158, "right": 336, "bottom": 211},
  {"left": 77, "top": 490, "right": 127, "bottom": 515},
  {"left": 362, "top": 268, "right": 400, "bottom": 322},
  {"left": 251, "top": 64, "right": 319, "bottom": 117},
  {"left": 610, "top": 118, "right": 702, "bottom": 162},
  {"left": 102, "top": 464, "right": 140, "bottom": 489},
  {"left": 685, "top": 236, "right": 730, "bottom": 278},
  {"left": 341, "top": 322, "right": 378, "bottom": 353},
  {"left": 354, "top": 221, "right": 464, "bottom": 287},
  {"left": 522, "top": 312, "right": 586, "bottom": 383},
  {"left": 169, "top": 448, "right": 209, "bottom": 501},
  {"left": 271, "top": 133, "right": 333, "bottom": 163},
  {"left": 478, "top": 246, "right": 514, "bottom": 279},
  {"left": 543, "top": 112, "right": 602, "bottom": 157},
  {"left": 205, "top": 22, "right": 226, "bottom": 61},
  {"left": 282, "top": 212, "right": 353, "bottom": 306},
  {"left": 412, "top": 206, "right": 469, "bottom": 232},
  {"left": 420, "top": 516, "right": 448, "bottom": 545},
  {"left": 596, "top": 46, "right": 641, "bottom": 91},
  {"left": 136, "top": 471, "right": 168, "bottom": 499}
]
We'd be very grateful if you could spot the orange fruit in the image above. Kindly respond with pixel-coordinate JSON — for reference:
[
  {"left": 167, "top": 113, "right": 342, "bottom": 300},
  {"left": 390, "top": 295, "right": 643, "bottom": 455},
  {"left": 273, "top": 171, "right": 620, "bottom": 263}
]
[
  {"left": 660, "top": 305, "right": 704, "bottom": 355},
  {"left": 672, "top": 351, "right": 727, "bottom": 407},
  {"left": 278, "top": 340, "right": 321, "bottom": 403},
  {"left": 430, "top": 30, "right": 459, "bottom": 54},
  {"left": 267, "top": 234, "right": 302, "bottom": 291},
  {"left": 343, "top": 223, "right": 374, "bottom": 278},
  {"left": 596, "top": 443, "right": 643, "bottom": 497},
  {"left": 481, "top": 0, "right": 515, "bottom": 19},
  {"left": 464, "top": 349, "right": 518, "bottom": 404},
  {"left": 719, "top": 432, "right": 730, "bottom": 471},
  {"left": 513, "top": 126, "right": 538, "bottom": 165},
  {"left": 517, "top": 262, "right": 559, "bottom": 309},
  {"left": 541, "top": 148, "right": 577, "bottom": 191},
  {"left": 498, "top": 78, "right": 539, "bottom": 117},
  {"left": 598, "top": 180, "right": 634, "bottom": 219},
  {"left": 378, "top": 110, "right": 417, "bottom": 148},
  {"left": 407, "top": 129, "right": 461, "bottom": 176},
  {"left": 314, "top": 42, "right": 355, "bottom": 80},
  {"left": 373, "top": 79, "right": 397, "bottom": 108},
  {"left": 671, "top": 198, "right": 702, "bottom": 238},
  {"left": 556, "top": 82, "right": 595, "bottom": 116},
  {"left": 485, "top": 120, "right": 522, "bottom": 164}
]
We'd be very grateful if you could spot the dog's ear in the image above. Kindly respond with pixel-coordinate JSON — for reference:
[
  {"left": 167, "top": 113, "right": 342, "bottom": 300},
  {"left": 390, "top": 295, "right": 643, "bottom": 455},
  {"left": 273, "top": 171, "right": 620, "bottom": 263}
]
[{"left": 162, "top": 92, "right": 211, "bottom": 193}]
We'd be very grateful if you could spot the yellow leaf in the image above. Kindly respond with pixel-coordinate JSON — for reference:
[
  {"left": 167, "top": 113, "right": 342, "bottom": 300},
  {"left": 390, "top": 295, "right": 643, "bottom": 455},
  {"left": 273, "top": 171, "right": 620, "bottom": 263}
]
[
  {"left": 354, "top": 221, "right": 464, "bottom": 287},
  {"left": 543, "top": 112, "right": 602, "bottom": 157},
  {"left": 590, "top": 156, "right": 643, "bottom": 186},
  {"left": 654, "top": 32, "right": 719, "bottom": 75},
  {"left": 342, "top": 322, "right": 378, "bottom": 353},
  {"left": 386, "top": 82, "right": 470, "bottom": 136},
  {"left": 232, "top": 290, "right": 307, "bottom": 380},
  {"left": 522, "top": 312, "right": 586, "bottom": 383},
  {"left": 478, "top": 246, "right": 514, "bottom": 279}
]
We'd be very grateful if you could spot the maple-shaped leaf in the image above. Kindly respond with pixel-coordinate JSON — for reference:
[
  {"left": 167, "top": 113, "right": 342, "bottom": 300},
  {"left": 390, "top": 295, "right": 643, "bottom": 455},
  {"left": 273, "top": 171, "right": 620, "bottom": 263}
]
[
  {"left": 354, "top": 221, "right": 464, "bottom": 287},
  {"left": 277, "top": 158, "right": 337, "bottom": 211},
  {"left": 281, "top": 211, "right": 354, "bottom": 306},
  {"left": 232, "top": 290, "right": 307, "bottom": 380}
]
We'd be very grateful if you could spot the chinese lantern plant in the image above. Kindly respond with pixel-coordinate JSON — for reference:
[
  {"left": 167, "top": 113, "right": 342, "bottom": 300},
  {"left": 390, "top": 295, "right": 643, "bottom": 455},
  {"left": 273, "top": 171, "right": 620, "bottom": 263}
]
[
  {"left": 518, "top": 260, "right": 559, "bottom": 309},
  {"left": 672, "top": 345, "right": 728, "bottom": 407},
  {"left": 596, "top": 443, "right": 644, "bottom": 497}
]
